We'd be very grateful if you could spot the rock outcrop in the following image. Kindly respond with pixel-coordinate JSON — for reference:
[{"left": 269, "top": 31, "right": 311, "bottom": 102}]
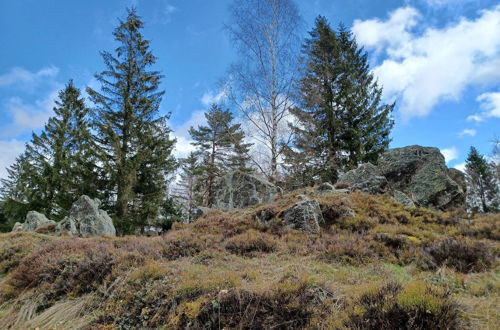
[
  {"left": 338, "top": 163, "right": 388, "bottom": 194},
  {"left": 56, "top": 195, "right": 116, "bottom": 237},
  {"left": 211, "top": 171, "right": 282, "bottom": 210},
  {"left": 391, "top": 190, "right": 415, "bottom": 208},
  {"left": 335, "top": 146, "right": 465, "bottom": 210},
  {"left": 281, "top": 199, "right": 324, "bottom": 234},
  {"left": 377, "top": 146, "right": 465, "bottom": 210},
  {"left": 314, "top": 182, "right": 350, "bottom": 195},
  {"left": 12, "top": 211, "right": 56, "bottom": 232}
]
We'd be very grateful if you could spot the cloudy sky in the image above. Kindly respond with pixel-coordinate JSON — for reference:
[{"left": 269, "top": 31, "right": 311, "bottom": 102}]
[{"left": 0, "top": 0, "right": 499, "bottom": 179}]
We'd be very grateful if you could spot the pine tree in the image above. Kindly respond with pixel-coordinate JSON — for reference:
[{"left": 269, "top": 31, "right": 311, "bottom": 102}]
[
  {"left": 1, "top": 81, "right": 98, "bottom": 220},
  {"left": 189, "top": 104, "right": 251, "bottom": 206},
  {"left": 287, "top": 17, "right": 394, "bottom": 184},
  {"left": 465, "top": 147, "right": 499, "bottom": 213},
  {"left": 86, "top": 9, "right": 176, "bottom": 233}
]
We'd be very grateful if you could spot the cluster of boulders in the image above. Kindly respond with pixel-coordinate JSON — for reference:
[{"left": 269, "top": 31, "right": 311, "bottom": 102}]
[
  {"left": 12, "top": 195, "right": 116, "bottom": 237},
  {"left": 211, "top": 171, "right": 283, "bottom": 209},
  {"left": 12, "top": 145, "right": 465, "bottom": 236},
  {"left": 202, "top": 145, "right": 466, "bottom": 234}
]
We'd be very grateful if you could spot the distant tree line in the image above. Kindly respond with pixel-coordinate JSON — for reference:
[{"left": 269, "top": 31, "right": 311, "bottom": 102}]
[{"left": 1, "top": 1, "right": 497, "bottom": 233}]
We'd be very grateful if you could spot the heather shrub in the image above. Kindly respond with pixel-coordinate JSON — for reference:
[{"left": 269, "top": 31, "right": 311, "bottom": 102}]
[
  {"left": 422, "top": 237, "right": 494, "bottom": 273},
  {"left": 461, "top": 214, "right": 500, "bottom": 240},
  {"left": 8, "top": 240, "right": 118, "bottom": 298},
  {"left": 225, "top": 229, "right": 277, "bottom": 256},
  {"left": 346, "top": 281, "right": 463, "bottom": 329},
  {"left": 334, "top": 182, "right": 350, "bottom": 189},
  {"left": 182, "top": 282, "right": 338, "bottom": 329},
  {"left": 321, "top": 234, "right": 378, "bottom": 264},
  {"left": 0, "top": 232, "right": 57, "bottom": 273}
]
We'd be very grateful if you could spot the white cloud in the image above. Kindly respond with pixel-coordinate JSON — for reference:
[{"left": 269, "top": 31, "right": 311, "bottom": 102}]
[
  {"left": 468, "top": 92, "right": 500, "bottom": 122},
  {"left": 425, "top": 0, "right": 476, "bottom": 7},
  {"left": 201, "top": 87, "right": 228, "bottom": 106},
  {"left": 353, "top": 5, "right": 500, "bottom": 120},
  {"left": 0, "top": 66, "right": 59, "bottom": 89},
  {"left": 171, "top": 110, "right": 207, "bottom": 158},
  {"left": 2, "top": 89, "right": 59, "bottom": 137},
  {"left": 454, "top": 162, "right": 466, "bottom": 172},
  {"left": 0, "top": 139, "right": 25, "bottom": 180},
  {"left": 441, "top": 147, "right": 459, "bottom": 163},
  {"left": 459, "top": 128, "right": 477, "bottom": 136}
]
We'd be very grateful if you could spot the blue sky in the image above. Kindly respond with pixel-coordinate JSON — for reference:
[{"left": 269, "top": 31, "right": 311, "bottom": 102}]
[{"left": 1, "top": 0, "right": 499, "bottom": 179}]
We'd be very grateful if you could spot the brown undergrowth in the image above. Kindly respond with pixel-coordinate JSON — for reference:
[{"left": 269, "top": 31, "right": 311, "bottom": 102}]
[{"left": 0, "top": 191, "right": 497, "bottom": 329}]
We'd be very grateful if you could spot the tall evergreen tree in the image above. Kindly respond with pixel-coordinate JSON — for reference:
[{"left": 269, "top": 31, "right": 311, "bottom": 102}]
[
  {"left": 465, "top": 146, "right": 499, "bottom": 213},
  {"left": 189, "top": 104, "right": 251, "bottom": 206},
  {"left": 86, "top": 9, "right": 175, "bottom": 233},
  {"left": 286, "top": 17, "right": 394, "bottom": 184},
  {"left": 1, "top": 81, "right": 97, "bottom": 220}
]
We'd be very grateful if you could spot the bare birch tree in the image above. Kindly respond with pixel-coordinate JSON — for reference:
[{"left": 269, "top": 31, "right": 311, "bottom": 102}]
[{"left": 226, "top": 0, "right": 302, "bottom": 182}]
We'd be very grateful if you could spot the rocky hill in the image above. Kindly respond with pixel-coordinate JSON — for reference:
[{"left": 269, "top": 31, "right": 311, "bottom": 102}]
[{"left": 0, "top": 187, "right": 498, "bottom": 329}]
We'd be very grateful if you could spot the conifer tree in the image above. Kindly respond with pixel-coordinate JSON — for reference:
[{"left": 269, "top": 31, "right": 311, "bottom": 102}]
[
  {"left": 189, "top": 104, "right": 251, "bottom": 206},
  {"left": 465, "top": 146, "right": 499, "bottom": 213},
  {"left": 286, "top": 17, "right": 394, "bottom": 184},
  {"left": 1, "top": 81, "right": 97, "bottom": 220},
  {"left": 87, "top": 9, "right": 175, "bottom": 233}
]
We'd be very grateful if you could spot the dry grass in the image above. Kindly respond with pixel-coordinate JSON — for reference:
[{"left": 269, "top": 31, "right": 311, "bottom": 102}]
[{"left": 0, "top": 190, "right": 497, "bottom": 329}]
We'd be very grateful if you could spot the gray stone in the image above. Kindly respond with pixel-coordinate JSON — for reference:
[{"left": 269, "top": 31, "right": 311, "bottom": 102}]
[
  {"left": 296, "top": 194, "right": 309, "bottom": 201},
  {"left": 392, "top": 190, "right": 415, "bottom": 208},
  {"left": 55, "top": 216, "right": 78, "bottom": 235},
  {"left": 191, "top": 206, "right": 211, "bottom": 222},
  {"left": 211, "top": 171, "right": 282, "bottom": 210},
  {"left": 12, "top": 211, "right": 56, "bottom": 232},
  {"left": 55, "top": 195, "right": 116, "bottom": 237},
  {"left": 281, "top": 199, "right": 324, "bottom": 234},
  {"left": 315, "top": 182, "right": 351, "bottom": 195},
  {"left": 377, "top": 145, "right": 465, "bottom": 210},
  {"left": 317, "top": 182, "right": 335, "bottom": 192},
  {"left": 338, "top": 163, "right": 388, "bottom": 194},
  {"left": 11, "top": 222, "right": 23, "bottom": 232}
]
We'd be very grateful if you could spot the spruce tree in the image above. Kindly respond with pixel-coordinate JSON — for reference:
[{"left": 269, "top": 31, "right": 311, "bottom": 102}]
[
  {"left": 465, "top": 147, "right": 499, "bottom": 213},
  {"left": 287, "top": 16, "right": 394, "bottom": 184},
  {"left": 1, "top": 81, "right": 97, "bottom": 220},
  {"left": 86, "top": 9, "right": 175, "bottom": 233},
  {"left": 189, "top": 104, "right": 251, "bottom": 206}
]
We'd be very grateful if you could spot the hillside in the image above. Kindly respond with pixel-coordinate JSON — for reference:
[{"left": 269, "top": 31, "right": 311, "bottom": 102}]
[{"left": 0, "top": 190, "right": 498, "bottom": 329}]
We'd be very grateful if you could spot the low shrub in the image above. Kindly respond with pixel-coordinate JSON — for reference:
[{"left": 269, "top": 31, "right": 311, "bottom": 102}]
[
  {"left": 225, "top": 229, "right": 277, "bottom": 256},
  {"left": 8, "top": 240, "right": 118, "bottom": 298},
  {"left": 321, "top": 234, "right": 379, "bottom": 264},
  {"left": 422, "top": 237, "right": 494, "bottom": 273},
  {"left": 334, "top": 182, "right": 350, "bottom": 189},
  {"left": 346, "top": 281, "right": 463, "bottom": 329},
  {"left": 181, "top": 282, "right": 338, "bottom": 329}
]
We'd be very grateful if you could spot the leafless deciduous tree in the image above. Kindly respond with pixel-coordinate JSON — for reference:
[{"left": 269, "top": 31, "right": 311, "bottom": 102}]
[{"left": 226, "top": 0, "right": 302, "bottom": 182}]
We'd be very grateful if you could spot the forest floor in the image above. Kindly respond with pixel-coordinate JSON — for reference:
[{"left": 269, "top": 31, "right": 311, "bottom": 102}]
[{"left": 0, "top": 190, "right": 498, "bottom": 329}]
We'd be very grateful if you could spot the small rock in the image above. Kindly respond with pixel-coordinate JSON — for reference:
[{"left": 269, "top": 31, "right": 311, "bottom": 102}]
[
  {"left": 211, "top": 171, "right": 282, "bottom": 210},
  {"left": 12, "top": 211, "right": 56, "bottom": 232},
  {"left": 392, "top": 190, "right": 415, "bottom": 208},
  {"left": 338, "top": 163, "right": 388, "bottom": 194},
  {"left": 11, "top": 222, "right": 23, "bottom": 232},
  {"left": 282, "top": 199, "right": 324, "bottom": 234}
]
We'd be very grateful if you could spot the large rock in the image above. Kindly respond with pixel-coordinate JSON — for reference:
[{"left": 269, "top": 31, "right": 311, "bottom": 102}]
[
  {"left": 377, "top": 145, "right": 465, "bottom": 210},
  {"left": 338, "top": 163, "right": 388, "bottom": 194},
  {"left": 211, "top": 171, "right": 282, "bottom": 210},
  {"left": 12, "top": 211, "right": 56, "bottom": 232},
  {"left": 281, "top": 199, "right": 324, "bottom": 234},
  {"left": 56, "top": 195, "right": 116, "bottom": 237}
]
